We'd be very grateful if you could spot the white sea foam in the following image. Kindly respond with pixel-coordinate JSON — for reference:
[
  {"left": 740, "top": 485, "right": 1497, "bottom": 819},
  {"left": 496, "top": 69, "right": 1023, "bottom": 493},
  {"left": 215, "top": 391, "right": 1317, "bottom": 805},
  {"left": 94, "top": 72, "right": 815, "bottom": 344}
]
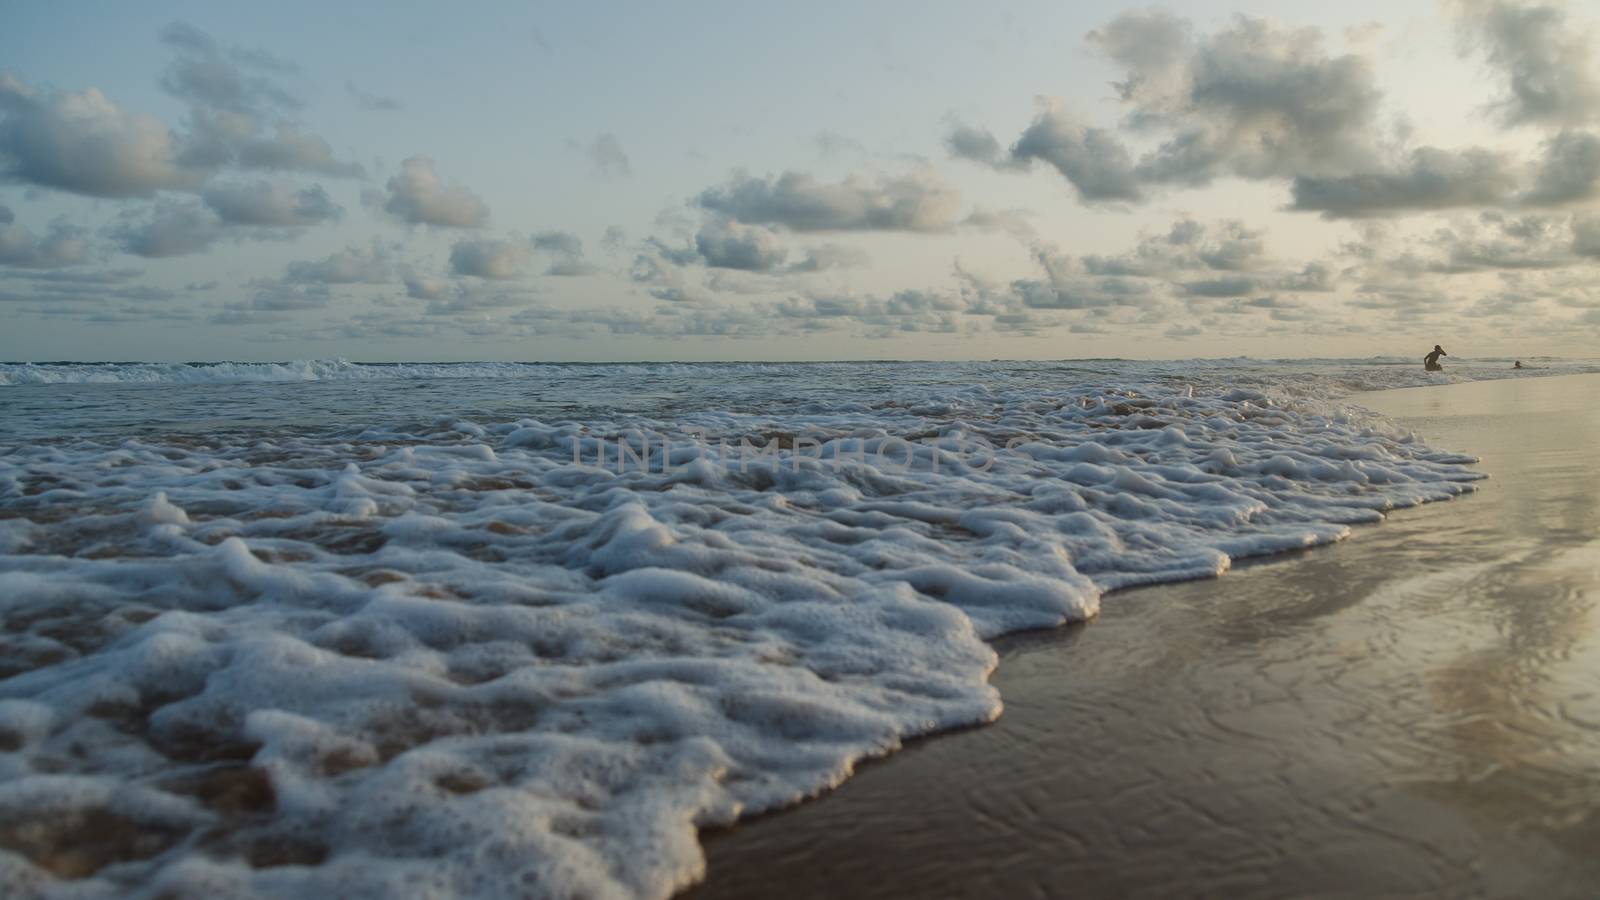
[
  {"left": 0, "top": 359, "right": 799, "bottom": 386},
  {"left": 0, "top": 369, "right": 1503, "bottom": 897},
  {"left": 2, "top": 356, "right": 1595, "bottom": 389}
]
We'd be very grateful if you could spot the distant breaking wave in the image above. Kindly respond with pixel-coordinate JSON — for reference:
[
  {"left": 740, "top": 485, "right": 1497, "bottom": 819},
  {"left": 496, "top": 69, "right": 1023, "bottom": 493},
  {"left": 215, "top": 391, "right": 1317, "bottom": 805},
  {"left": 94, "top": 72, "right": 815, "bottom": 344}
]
[{"left": 0, "top": 359, "right": 798, "bottom": 386}]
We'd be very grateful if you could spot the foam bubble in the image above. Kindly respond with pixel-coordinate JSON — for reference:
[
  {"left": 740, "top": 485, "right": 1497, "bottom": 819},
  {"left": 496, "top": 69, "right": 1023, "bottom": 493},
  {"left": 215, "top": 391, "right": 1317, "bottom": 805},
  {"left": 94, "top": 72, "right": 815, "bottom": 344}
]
[{"left": 0, "top": 370, "right": 1493, "bottom": 897}]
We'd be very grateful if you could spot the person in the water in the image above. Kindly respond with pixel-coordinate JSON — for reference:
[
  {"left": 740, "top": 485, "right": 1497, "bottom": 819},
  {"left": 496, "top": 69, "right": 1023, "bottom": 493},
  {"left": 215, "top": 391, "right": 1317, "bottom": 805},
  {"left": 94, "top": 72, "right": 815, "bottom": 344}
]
[
  {"left": 1424, "top": 345, "right": 1447, "bottom": 371},
  {"left": 1514, "top": 360, "right": 1524, "bottom": 369}
]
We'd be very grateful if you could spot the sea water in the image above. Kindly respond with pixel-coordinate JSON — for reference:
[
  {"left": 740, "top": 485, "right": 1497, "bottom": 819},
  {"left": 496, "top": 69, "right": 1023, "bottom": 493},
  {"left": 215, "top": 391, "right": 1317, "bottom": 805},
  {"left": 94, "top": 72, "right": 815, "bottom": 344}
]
[{"left": 0, "top": 357, "right": 1593, "bottom": 899}]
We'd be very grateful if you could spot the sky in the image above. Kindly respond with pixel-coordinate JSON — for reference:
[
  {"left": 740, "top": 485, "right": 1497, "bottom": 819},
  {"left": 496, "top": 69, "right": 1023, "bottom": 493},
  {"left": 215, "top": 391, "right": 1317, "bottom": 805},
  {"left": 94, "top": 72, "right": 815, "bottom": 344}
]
[{"left": 2, "top": 0, "right": 1599, "bottom": 362}]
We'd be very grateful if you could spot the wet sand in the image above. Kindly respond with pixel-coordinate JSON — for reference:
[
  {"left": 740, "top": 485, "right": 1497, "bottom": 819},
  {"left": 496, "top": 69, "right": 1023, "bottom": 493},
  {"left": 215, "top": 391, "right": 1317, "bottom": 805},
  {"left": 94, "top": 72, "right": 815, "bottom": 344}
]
[{"left": 686, "top": 373, "right": 1600, "bottom": 899}]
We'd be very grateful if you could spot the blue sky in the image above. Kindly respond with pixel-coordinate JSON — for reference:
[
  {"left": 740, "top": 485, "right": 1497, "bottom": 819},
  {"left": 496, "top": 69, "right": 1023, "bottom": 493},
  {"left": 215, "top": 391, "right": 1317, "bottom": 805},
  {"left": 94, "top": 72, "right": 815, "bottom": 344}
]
[{"left": 2, "top": 1, "right": 1598, "bottom": 361}]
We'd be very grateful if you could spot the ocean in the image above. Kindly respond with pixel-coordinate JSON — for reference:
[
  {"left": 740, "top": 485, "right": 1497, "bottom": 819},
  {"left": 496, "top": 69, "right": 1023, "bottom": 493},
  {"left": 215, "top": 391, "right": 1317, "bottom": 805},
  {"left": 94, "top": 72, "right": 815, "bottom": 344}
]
[{"left": 2, "top": 357, "right": 1596, "bottom": 898}]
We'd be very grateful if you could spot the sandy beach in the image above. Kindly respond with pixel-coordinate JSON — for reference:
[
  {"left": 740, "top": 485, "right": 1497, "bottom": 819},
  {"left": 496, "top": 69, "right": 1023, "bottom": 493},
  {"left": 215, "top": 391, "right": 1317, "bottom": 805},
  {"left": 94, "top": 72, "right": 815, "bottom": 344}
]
[{"left": 686, "top": 372, "right": 1600, "bottom": 899}]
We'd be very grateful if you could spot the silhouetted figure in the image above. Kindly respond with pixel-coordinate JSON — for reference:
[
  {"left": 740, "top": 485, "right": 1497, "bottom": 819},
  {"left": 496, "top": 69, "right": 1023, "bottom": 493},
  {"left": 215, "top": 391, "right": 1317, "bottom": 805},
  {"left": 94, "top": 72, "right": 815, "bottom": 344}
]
[
  {"left": 1514, "top": 360, "right": 1524, "bottom": 369},
  {"left": 1424, "top": 344, "right": 1447, "bottom": 372}
]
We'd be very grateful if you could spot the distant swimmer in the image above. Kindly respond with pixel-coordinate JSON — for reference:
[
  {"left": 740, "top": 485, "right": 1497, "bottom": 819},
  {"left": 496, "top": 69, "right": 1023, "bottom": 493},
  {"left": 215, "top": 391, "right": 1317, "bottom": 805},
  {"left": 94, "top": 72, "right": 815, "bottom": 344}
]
[
  {"left": 1514, "top": 360, "right": 1524, "bottom": 369},
  {"left": 1424, "top": 344, "right": 1447, "bottom": 372}
]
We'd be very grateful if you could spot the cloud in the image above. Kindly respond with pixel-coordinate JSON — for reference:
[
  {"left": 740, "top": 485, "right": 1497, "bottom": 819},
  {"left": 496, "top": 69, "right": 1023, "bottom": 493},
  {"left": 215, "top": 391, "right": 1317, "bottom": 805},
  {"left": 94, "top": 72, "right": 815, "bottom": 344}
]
[
  {"left": 107, "top": 179, "right": 337, "bottom": 259},
  {"left": 1425, "top": 212, "right": 1584, "bottom": 273},
  {"left": 1455, "top": 1, "right": 1600, "bottom": 127},
  {"left": 109, "top": 201, "right": 222, "bottom": 257},
  {"left": 0, "top": 73, "right": 198, "bottom": 197},
  {"left": 629, "top": 251, "right": 705, "bottom": 303},
  {"left": 347, "top": 80, "right": 402, "bottom": 112},
  {"left": 1104, "top": 14, "right": 1383, "bottom": 184},
  {"left": 201, "top": 179, "right": 342, "bottom": 226},
  {"left": 602, "top": 226, "right": 628, "bottom": 252},
  {"left": 403, "top": 272, "right": 450, "bottom": 300},
  {"left": 450, "top": 237, "right": 532, "bottom": 279},
  {"left": 159, "top": 22, "right": 362, "bottom": 179},
  {"left": 1181, "top": 276, "right": 1258, "bottom": 298},
  {"left": 587, "top": 133, "right": 631, "bottom": 178},
  {"left": 210, "top": 275, "right": 335, "bottom": 323},
  {"left": 960, "top": 207, "right": 1037, "bottom": 240},
  {"left": 0, "top": 218, "right": 91, "bottom": 268},
  {"left": 642, "top": 234, "right": 701, "bottom": 268},
  {"left": 159, "top": 22, "right": 301, "bottom": 115},
  {"left": 531, "top": 231, "right": 581, "bottom": 257},
  {"left": 1088, "top": 8, "right": 1192, "bottom": 87},
  {"left": 0, "top": 267, "right": 176, "bottom": 307},
  {"left": 945, "top": 217, "right": 1345, "bottom": 325},
  {"left": 697, "top": 169, "right": 961, "bottom": 232},
  {"left": 1082, "top": 219, "right": 1266, "bottom": 276},
  {"left": 234, "top": 125, "right": 363, "bottom": 176},
  {"left": 1009, "top": 106, "right": 1144, "bottom": 202},
  {"left": 642, "top": 218, "right": 871, "bottom": 277},
  {"left": 693, "top": 219, "right": 788, "bottom": 271},
  {"left": 531, "top": 231, "right": 599, "bottom": 276},
  {"left": 1291, "top": 130, "right": 1600, "bottom": 217},
  {"left": 286, "top": 245, "right": 392, "bottom": 284},
  {"left": 160, "top": 23, "right": 296, "bottom": 73},
  {"left": 1576, "top": 215, "right": 1600, "bottom": 257},
  {"left": 948, "top": 106, "right": 1146, "bottom": 203},
  {"left": 406, "top": 278, "right": 539, "bottom": 316},
  {"left": 784, "top": 243, "right": 869, "bottom": 273},
  {"left": 1010, "top": 245, "right": 1160, "bottom": 310},
  {"left": 944, "top": 123, "right": 1005, "bottom": 166},
  {"left": 1278, "top": 262, "right": 1338, "bottom": 292},
  {"left": 1334, "top": 211, "right": 1600, "bottom": 286},
  {"left": 382, "top": 156, "right": 491, "bottom": 227},
  {"left": 771, "top": 289, "right": 965, "bottom": 333},
  {"left": 960, "top": 13, "right": 1385, "bottom": 204},
  {"left": 1289, "top": 147, "right": 1519, "bottom": 217},
  {"left": 1521, "top": 130, "right": 1600, "bottom": 206}
]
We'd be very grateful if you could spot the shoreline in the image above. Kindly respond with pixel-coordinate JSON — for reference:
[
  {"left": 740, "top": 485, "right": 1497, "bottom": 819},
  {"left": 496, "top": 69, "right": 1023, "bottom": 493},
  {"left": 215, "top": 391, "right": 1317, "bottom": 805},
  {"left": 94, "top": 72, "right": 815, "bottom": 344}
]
[{"left": 684, "top": 373, "right": 1600, "bottom": 899}]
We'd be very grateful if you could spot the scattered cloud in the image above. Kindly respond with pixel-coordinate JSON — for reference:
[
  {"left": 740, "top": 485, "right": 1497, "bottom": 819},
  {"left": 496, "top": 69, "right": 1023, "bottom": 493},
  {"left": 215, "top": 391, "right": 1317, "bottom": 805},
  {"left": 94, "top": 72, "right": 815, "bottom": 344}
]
[
  {"left": 697, "top": 169, "right": 961, "bottom": 232},
  {"left": 587, "top": 133, "right": 631, "bottom": 178},
  {"left": 0, "top": 73, "right": 198, "bottom": 197},
  {"left": 532, "top": 231, "right": 599, "bottom": 276},
  {"left": 109, "top": 201, "right": 223, "bottom": 258},
  {"left": 286, "top": 244, "right": 393, "bottom": 284},
  {"left": 7, "top": 7, "right": 1600, "bottom": 350},
  {"left": 450, "top": 237, "right": 532, "bottom": 279},
  {"left": 1290, "top": 147, "right": 1518, "bottom": 217},
  {"left": 1007, "top": 106, "right": 1144, "bottom": 203},
  {"left": 1521, "top": 130, "right": 1600, "bottom": 205},
  {"left": 1455, "top": 0, "right": 1600, "bottom": 127},
  {"left": 408, "top": 278, "right": 540, "bottom": 316},
  {"left": 0, "top": 217, "right": 91, "bottom": 268},
  {"left": 381, "top": 156, "right": 491, "bottom": 227},
  {"left": 161, "top": 22, "right": 362, "bottom": 178},
  {"left": 1083, "top": 219, "right": 1267, "bottom": 276},
  {"left": 944, "top": 123, "right": 1005, "bottom": 167},
  {"left": 201, "top": 179, "right": 341, "bottom": 226},
  {"left": 1097, "top": 13, "right": 1383, "bottom": 184},
  {"left": 950, "top": 13, "right": 1387, "bottom": 209},
  {"left": 784, "top": 243, "right": 869, "bottom": 273},
  {"left": 693, "top": 219, "right": 788, "bottom": 271}
]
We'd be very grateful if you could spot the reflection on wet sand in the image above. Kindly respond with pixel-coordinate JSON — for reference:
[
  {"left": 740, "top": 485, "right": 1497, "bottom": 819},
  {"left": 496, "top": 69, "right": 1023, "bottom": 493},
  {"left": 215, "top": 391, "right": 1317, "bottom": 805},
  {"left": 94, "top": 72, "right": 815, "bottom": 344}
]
[{"left": 688, "top": 373, "right": 1600, "bottom": 900}]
